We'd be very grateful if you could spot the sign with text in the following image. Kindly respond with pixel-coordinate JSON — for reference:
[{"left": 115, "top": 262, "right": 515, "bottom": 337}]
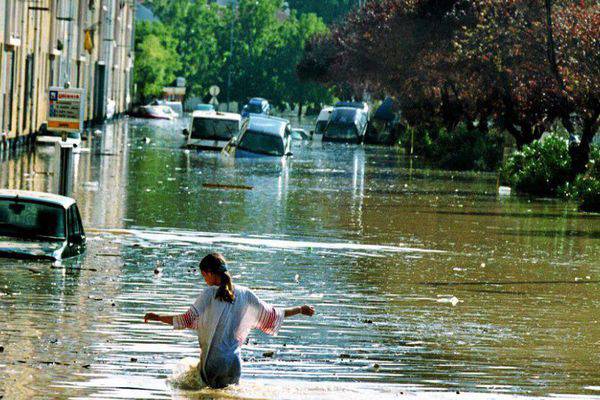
[{"left": 47, "top": 87, "right": 85, "bottom": 132}]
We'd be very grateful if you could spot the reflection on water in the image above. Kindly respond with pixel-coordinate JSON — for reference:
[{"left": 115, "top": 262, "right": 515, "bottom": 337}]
[{"left": 0, "top": 118, "right": 599, "bottom": 399}]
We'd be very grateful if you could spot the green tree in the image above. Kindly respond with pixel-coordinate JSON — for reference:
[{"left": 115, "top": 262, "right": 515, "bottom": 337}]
[
  {"left": 287, "top": 0, "right": 358, "bottom": 24},
  {"left": 133, "top": 21, "right": 181, "bottom": 103}
]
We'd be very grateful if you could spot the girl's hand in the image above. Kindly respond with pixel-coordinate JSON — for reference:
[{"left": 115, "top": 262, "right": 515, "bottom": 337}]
[
  {"left": 300, "top": 305, "right": 315, "bottom": 316},
  {"left": 144, "top": 312, "right": 160, "bottom": 323}
]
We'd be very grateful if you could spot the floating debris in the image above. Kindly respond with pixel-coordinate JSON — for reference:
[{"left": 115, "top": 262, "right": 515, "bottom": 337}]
[
  {"left": 203, "top": 183, "right": 253, "bottom": 190},
  {"left": 262, "top": 351, "right": 275, "bottom": 358}
]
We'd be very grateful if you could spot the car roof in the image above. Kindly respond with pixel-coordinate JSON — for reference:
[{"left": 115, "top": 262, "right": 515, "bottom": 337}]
[
  {"left": 317, "top": 107, "right": 333, "bottom": 121},
  {"left": 249, "top": 97, "right": 268, "bottom": 104},
  {"left": 192, "top": 111, "right": 241, "bottom": 121},
  {"left": 0, "top": 189, "right": 76, "bottom": 209},
  {"left": 247, "top": 116, "right": 289, "bottom": 137}
]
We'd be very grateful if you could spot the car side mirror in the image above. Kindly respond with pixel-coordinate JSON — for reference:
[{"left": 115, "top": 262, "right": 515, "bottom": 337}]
[{"left": 182, "top": 129, "right": 189, "bottom": 137}]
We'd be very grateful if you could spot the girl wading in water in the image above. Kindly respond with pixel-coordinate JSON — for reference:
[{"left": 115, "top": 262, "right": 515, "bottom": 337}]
[{"left": 144, "top": 253, "right": 315, "bottom": 389}]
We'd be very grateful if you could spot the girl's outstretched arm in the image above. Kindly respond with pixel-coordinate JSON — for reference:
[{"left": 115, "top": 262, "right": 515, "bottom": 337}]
[
  {"left": 284, "top": 305, "right": 315, "bottom": 318},
  {"left": 144, "top": 312, "right": 174, "bottom": 325}
]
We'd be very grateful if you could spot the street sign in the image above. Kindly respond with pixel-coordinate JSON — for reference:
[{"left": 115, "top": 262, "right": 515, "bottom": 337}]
[
  {"left": 209, "top": 85, "right": 220, "bottom": 97},
  {"left": 209, "top": 97, "right": 219, "bottom": 107},
  {"left": 47, "top": 87, "right": 85, "bottom": 133}
]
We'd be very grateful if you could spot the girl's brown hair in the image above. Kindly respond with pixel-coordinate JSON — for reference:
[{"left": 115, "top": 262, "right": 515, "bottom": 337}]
[{"left": 200, "top": 253, "right": 235, "bottom": 303}]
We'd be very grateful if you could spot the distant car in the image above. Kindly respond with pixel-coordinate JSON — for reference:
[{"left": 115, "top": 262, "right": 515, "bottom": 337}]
[
  {"left": 334, "top": 101, "right": 369, "bottom": 114},
  {"left": 151, "top": 99, "right": 183, "bottom": 117},
  {"left": 241, "top": 98, "right": 271, "bottom": 118},
  {"left": 137, "top": 105, "right": 176, "bottom": 120},
  {"left": 194, "top": 103, "right": 215, "bottom": 112},
  {"left": 0, "top": 190, "right": 86, "bottom": 260},
  {"left": 222, "top": 115, "right": 292, "bottom": 158},
  {"left": 314, "top": 106, "right": 333, "bottom": 136},
  {"left": 184, "top": 110, "right": 242, "bottom": 150},
  {"left": 323, "top": 107, "right": 369, "bottom": 143},
  {"left": 291, "top": 128, "right": 311, "bottom": 141}
]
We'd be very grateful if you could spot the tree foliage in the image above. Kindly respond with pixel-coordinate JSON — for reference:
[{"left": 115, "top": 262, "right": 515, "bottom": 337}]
[
  {"left": 287, "top": 0, "right": 359, "bottom": 24},
  {"left": 133, "top": 21, "right": 181, "bottom": 103},
  {"left": 135, "top": 0, "right": 332, "bottom": 111},
  {"left": 299, "top": 0, "right": 599, "bottom": 170}
]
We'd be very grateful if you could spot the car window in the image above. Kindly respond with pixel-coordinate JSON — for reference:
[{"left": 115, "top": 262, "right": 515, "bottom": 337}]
[
  {"left": 0, "top": 200, "right": 66, "bottom": 239},
  {"left": 68, "top": 206, "right": 81, "bottom": 239}
]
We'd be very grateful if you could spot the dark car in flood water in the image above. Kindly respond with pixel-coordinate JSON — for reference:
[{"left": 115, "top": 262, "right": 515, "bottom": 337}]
[
  {"left": 0, "top": 190, "right": 86, "bottom": 260},
  {"left": 323, "top": 106, "right": 369, "bottom": 143}
]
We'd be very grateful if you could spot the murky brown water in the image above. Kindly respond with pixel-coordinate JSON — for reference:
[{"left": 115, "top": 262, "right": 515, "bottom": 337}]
[{"left": 0, "top": 118, "right": 599, "bottom": 399}]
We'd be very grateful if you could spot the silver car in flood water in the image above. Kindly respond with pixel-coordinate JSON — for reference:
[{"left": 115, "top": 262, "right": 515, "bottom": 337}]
[{"left": 0, "top": 190, "right": 86, "bottom": 260}]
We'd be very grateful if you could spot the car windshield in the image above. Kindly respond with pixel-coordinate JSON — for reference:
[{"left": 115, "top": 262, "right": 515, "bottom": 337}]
[
  {"left": 0, "top": 200, "right": 66, "bottom": 240},
  {"left": 238, "top": 130, "right": 284, "bottom": 156},
  {"left": 192, "top": 118, "right": 239, "bottom": 140},
  {"left": 245, "top": 104, "right": 264, "bottom": 114},
  {"left": 325, "top": 123, "right": 357, "bottom": 139}
]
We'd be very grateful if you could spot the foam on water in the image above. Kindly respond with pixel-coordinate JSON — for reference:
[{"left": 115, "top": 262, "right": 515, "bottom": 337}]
[{"left": 94, "top": 228, "right": 446, "bottom": 254}]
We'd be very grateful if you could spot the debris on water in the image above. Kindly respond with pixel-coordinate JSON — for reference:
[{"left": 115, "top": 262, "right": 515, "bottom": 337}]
[
  {"left": 82, "top": 364, "right": 91, "bottom": 369},
  {"left": 456, "top": 391, "right": 461, "bottom": 394},
  {"left": 94, "top": 129, "right": 102, "bottom": 135},
  {"left": 130, "top": 357, "right": 138, "bottom": 362},
  {"left": 111, "top": 302, "right": 116, "bottom": 307},
  {"left": 154, "top": 267, "right": 162, "bottom": 275},
  {"left": 143, "top": 137, "right": 151, "bottom": 144},
  {"left": 339, "top": 353, "right": 351, "bottom": 359},
  {"left": 294, "top": 274, "right": 300, "bottom": 283},
  {"left": 436, "top": 295, "right": 460, "bottom": 306},
  {"left": 480, "top": 262, "right": 486, "bottom": 268},
  {"left": 88, "top": 296, "right": 103, "bottom": 301},
  {"left": 27, "top": 267, "right": 41, "bottom": 274},
  {"left": 262, "top": 351, "right": 275, "bottom": 358},
  {"left": 203, "top": 183, "right": 253, "bottom": 190},
  {"left": 97, "top": 253, "right": 120, "bottom": 257},
  {"left": 363, "top": 319, "right": 373, "bottom": 324}
]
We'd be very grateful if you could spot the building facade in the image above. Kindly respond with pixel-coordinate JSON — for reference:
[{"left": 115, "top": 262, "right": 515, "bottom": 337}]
[{"left": 0, "top": 0, "right": 135, "bottom": 149}]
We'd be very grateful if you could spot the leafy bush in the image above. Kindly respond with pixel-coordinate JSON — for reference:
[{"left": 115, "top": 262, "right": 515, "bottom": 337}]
[
  {"left": 400, "top": 124, "right": 504, "bottom": 171},
  {"left": 500, "top": 136, "right": 572, "bottom": 197},
  {"left": 568, "top": 146, "right": 600, "bottom": 212}
]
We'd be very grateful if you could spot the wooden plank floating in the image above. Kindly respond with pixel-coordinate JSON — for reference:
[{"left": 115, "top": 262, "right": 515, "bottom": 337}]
[{"left": 203, "top": 183, "right": 253, "bottom": 190}]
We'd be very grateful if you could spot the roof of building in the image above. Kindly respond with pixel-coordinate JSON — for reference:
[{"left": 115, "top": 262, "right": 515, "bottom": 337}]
[{"left": 0, "top": 190, "right": 76, "bottom": 209}]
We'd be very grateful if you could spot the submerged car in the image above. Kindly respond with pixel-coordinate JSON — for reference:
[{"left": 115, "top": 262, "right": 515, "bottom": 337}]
[
  {"left": 183, "top": 110, "right": 242, "bottom": 150},
  {"left": 323, "top": 106, "right": 369, "bottom": 143},
  {"left": 222, "top": 116, "right": 292, "bottom": 158},
  {"left": 241, "top": 97, "right": 271, "bottom": 118},
  {"left": 314, "top": 106, "right": 333, "bottom": 136},
  {"left": 0, "top": 190, "right": 86, "bottom": 260}
]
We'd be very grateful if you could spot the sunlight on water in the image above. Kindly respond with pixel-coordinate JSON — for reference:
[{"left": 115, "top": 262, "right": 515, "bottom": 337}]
[{"left": 0, "top": 119, "right": 599, "bottom": 399}]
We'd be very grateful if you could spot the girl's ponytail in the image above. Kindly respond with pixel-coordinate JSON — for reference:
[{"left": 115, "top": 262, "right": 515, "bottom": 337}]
[
  {"left": 216, "top": 270, "right": 235, "bottom": 303},
  {"left": 200, "top": 253, "right": 235, "bottom": 303}
]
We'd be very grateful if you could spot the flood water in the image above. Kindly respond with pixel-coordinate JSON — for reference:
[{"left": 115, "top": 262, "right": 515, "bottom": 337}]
[{"left": 0, "top": 118, "right": 598, "bottom": 400}]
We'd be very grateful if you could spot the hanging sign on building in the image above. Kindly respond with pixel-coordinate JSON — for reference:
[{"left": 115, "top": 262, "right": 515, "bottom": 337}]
[{"left": 47, "top": 87, "right": 85, "bottom": 132}]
